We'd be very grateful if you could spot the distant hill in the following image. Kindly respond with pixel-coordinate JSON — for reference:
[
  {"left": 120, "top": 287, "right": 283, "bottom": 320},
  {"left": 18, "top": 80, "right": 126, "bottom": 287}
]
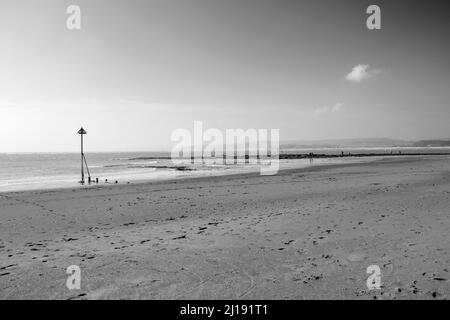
[
  {"left": 412, "top": 140, "right": 450, "bottom": 147},
  {"left": 281, "top": 138, "right": 412, "bottom": 149}
]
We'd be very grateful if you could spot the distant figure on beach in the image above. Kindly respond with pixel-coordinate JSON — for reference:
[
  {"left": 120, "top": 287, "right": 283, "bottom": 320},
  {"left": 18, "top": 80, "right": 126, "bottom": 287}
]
[{"left": 309, "top": 152, "right": 314, "bottom": 164}]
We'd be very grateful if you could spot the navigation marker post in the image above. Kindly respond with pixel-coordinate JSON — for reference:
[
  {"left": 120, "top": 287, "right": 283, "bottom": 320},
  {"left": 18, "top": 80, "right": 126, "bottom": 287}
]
[{"left": 77, "top": 127, "right": 91, "bottom": 184}]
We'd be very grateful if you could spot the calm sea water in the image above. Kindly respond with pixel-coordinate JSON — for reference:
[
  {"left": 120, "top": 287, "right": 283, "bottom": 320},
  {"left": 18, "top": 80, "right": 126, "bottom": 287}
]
[
  {"left": 0, "top": 152, "right": 183, "bottom": 192},
  {"left": 0, "top": 148, "right": 448, "bottom": 192}
]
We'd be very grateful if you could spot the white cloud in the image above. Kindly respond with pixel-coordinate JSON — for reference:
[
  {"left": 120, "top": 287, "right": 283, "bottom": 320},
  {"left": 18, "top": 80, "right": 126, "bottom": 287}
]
[
  {"left": 331, "top": 102, "right": 344, "bottom": 112},
  {"left": 345, "top": 64, "right": 380, "bottom": 82},
  {"left": 314, "top": 102, "right": 344, "bottom": 116}
]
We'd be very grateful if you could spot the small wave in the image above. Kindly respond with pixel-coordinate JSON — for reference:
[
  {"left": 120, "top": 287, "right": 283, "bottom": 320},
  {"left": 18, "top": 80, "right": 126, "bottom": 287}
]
[
  {"left": 103, "top": 164, "right": 127, "bottom": 168},
  {"left": 103, "top": 164, "right": 195, "bottom": 171},
  {"left": 128, "top": 157, "right": 171, "bottom": 160},
  {"left": 127, "top": 165, "right": 195, "bottom": 171}
]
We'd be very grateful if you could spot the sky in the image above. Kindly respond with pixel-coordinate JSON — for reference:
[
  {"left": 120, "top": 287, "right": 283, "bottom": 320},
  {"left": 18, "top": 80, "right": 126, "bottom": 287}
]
[{"left": 1, "top": 0, "right": 449, "bottom": 152}]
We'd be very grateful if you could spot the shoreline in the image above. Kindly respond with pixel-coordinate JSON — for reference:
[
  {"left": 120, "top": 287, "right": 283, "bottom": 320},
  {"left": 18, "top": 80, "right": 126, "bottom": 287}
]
[
  {"left": 116, "top": 151, "right": 450, "bottom": 161},
  {"left": 1, "top": 153, "right": 448, "bottom": 195}
]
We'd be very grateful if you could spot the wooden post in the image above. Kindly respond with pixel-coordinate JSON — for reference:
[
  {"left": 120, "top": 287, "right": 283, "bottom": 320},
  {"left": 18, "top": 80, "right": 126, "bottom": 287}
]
[{"left": 77, "top": 127, "right": 87, "bottom": 184}]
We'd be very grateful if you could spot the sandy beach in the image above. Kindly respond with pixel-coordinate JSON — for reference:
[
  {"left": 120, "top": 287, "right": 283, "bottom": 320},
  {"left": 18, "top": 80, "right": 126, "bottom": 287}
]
[{"left": 0, "top": 155, "right": 449, "bottom": 300}]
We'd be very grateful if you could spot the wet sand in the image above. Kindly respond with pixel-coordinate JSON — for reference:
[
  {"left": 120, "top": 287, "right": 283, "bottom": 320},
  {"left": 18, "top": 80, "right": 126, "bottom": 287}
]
[{"left": 0, "top": 156, "right": 449, "bottom": 299}]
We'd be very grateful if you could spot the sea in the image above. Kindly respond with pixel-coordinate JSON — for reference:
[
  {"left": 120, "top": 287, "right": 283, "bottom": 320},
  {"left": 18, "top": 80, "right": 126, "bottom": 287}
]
[{"left": 0, "top": 147, "right": 449, "bottom": 192}]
